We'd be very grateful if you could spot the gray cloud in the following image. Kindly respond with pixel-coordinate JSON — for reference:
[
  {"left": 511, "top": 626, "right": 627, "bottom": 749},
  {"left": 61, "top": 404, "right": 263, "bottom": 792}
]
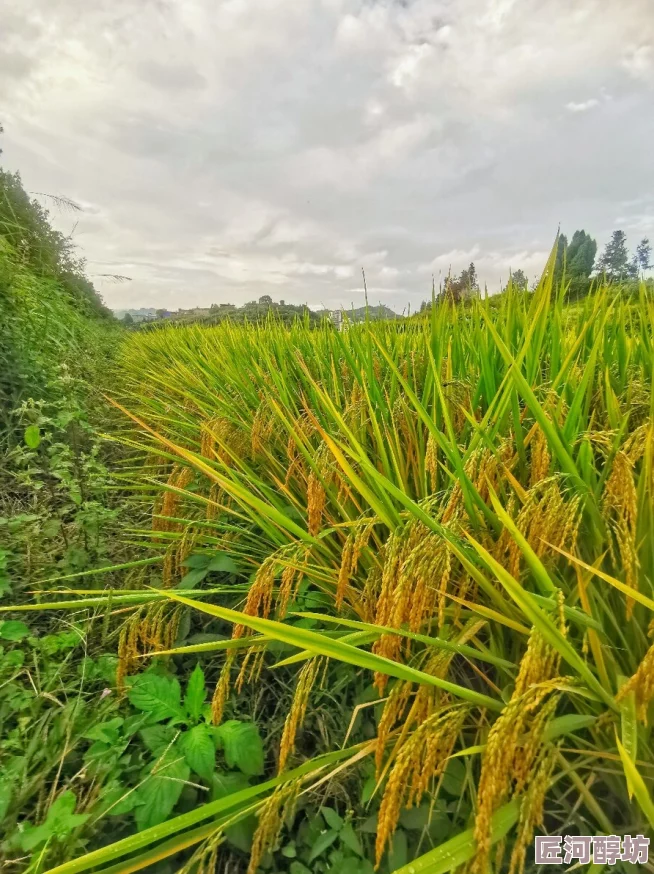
[{"left": 2, "top": 0, "right": 653, "bottom": 311}]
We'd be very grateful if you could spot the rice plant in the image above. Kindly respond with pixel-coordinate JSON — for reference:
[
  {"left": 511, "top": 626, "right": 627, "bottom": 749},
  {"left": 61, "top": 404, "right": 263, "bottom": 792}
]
[{"left": 8, "top": 243, "right": 654, "bottom": 873}]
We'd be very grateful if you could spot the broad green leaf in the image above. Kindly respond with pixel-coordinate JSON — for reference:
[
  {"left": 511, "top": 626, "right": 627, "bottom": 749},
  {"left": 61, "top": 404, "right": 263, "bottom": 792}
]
[
  {"left": 24, "top": 424, "right": 41, "bottom": 449},
  {"left": 184, "top": 663, "right": 207, "bottom": 720},
  {"left": 182, "top": 724, "right": 216, "bottom": 781},
  {"left": 308, "top": 829, "right": 340, "bottom": 862},
  {"left": 210, "top": 770, "right": 250, "bottom": 801},
  {"left": 102, "top": 784, "right": 140, "bottom": 817},
  {"left": 180, "top": 554, "right": 211, "bottom": 569},
  {"left": 179, "top": 567, "right": 209, "bottom": 589},
  {"left": 0, "top": 620, "right": 30, "bottom": 641},
  {"left": 207, "top": 554, "right": 241, "bottom": 573},
  {"left": 83, "top": 718, "right": 124, "bottom": 744},
  {"left": 127, "top": 673, "right": 183, "bottom": 722},
  {"left": 290, "top": 863, "right": 312, "bottom": 874},
  {"left": 388, "top": 829, "right": 408, "bottom": 870},
  {"left": 441, "top": 758, "right": 466, "bottom": 796},
  {"left": 135, "top": 750, "right": 190, "bottom": 830},
  {"left": 225, "top": 815, "right": 256, "bottom": 853},
  {"left": 340, "top": 822, "right": 363, "bottom": 856},
  {"left": 321, "top": 806, "right": 344, "bottom": 831},
  {"left": 18, "top": 791, "right": 89, "bottom": 852},
  {"left": 0, "top": 781, "right": 12, "bottom": 820},
  {"left": 217, "top": 720, "right": 264, "bottom": 776},
  {"left": 542, "top": 714, "right": 596, "bottom": 743},
  {"left": 140, "top": 724, "right": 177, "bottom": 756},
  {"left": 487, "top": 487, "right": 556, "bottom": 596}
]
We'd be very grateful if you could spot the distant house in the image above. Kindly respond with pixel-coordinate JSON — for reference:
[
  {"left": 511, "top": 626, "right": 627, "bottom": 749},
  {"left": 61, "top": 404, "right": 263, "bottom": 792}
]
[{"left": 330, "top": 310, "right": 344, "bottom": 330}]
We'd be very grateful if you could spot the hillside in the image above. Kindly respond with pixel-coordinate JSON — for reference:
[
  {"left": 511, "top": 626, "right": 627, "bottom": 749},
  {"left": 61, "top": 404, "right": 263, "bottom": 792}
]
[
  {"left": 0, "top": 170, "right": 116, "bottom": 443},
  {"left": 341, "top": 303, "right": 401, "bottom": 322}
]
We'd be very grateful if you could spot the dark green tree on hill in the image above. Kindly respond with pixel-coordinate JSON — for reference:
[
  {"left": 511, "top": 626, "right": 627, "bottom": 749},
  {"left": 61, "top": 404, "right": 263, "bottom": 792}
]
[
  {"left": 441, "top": 261, "right": 479, "bottom": 303},
  {"left": 596, "top": 230, "right": 638, "bottom": 283},
  {"left": 636, "top": 238, "right": 652, "bottom": 273},
  {"left": 551, "top": 230, "right": 597, "bottom": 297},
  {"left": 510, "top": 269, "right": 528, "bottom": 292},
  {"left": 567, "top": 230, "right": 597, "bottom": 279}
]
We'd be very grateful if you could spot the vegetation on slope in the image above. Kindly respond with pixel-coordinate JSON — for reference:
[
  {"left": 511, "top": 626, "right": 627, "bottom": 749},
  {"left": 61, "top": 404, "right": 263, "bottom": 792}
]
[{"left": 0, "top": 166, "right": 153, "bottom": 871}]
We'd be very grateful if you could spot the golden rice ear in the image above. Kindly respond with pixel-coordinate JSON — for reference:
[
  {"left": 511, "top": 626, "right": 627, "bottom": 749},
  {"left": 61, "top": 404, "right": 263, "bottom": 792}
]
[
  {"left": 529, "top": 424, "right": 551, "bottom": 486},
  {"left": 176, "top": 525, "right": 198, "bottom": 574},
  {"left": 278, "top": 656, "right": 323, "bottom": 773},
  {"left": 236, "top": 644, "right": 267, "bottom": 694},
  {"left": 602, "top": 450, "right": 639, "bottom": 618},
  {"left": 472, "top": 621, "right": 564, "bottom": 874},
  {"left": 335, "top": 534, "right": 355, "bottom": 611},
  {"left": 375, "top": 707, "right": 466, "bottom": 867},
  {"left": 251, "top": 398, "right": 276, "bottom": 457},
  {"left": 508, "top": 743, "right": 558, "bottom": 874},
  {"left": 237, "top": 557, "right": 276, "bottom": 636},
  {"left": 248, "top": 781, "right": 300, "bottom": 874},
  {"left": 211, "top": 650, "right": 235, "bottom": 726},
  {"left": 205, "top": 482, "right": 223, "bottom": 520},
  {"left": 307, "top": 469, "right": 326, "bottom": 536},
  {"left": 425, "top": 431, "right": 438, "bottom": 492},
  {"left": 375, "top": 680, "right": 413, "bottom": 775},
  {"left": 178, "top": 827, "right": 225, "bottom": 874},
  {"left": 162, "top": 543, "right": 175, "bottom": 587},
  {"left": 616, "top": 641, "right": 654, "bottom": 724},
  {"left": 154, "top": 464, "right": 194, "bottom": 534}
]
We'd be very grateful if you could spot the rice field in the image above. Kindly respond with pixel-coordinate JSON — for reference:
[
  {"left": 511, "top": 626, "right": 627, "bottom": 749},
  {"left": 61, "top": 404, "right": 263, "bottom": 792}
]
[{"left": 29, "top": 249, "right": 654, "bottom": 872}]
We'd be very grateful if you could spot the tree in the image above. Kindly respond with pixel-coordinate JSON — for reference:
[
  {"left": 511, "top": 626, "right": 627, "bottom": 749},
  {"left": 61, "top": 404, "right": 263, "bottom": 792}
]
[
  {"left": 561, "top": 229, "right": 597, "bottom": 298},
  {"left": 122, "top": 312, "right": 134, "bottom": 325},
  {"left": 155, "top": 308, "right": 168, "bottom": 319},
  {"left": 636, "top": 238, "right": 652, "bottom": 273},
  {"left": 442, "top": 274, "right": 462, "bottom": 304},
  {"left": 567, "top": 230, "right": 597, "bottom": 279},
  {"left": 596, "top": 230, "right": 638, "bottom": 283},
  {"left": 552, "top": 233, "right": 568, "bottom": 289},
  {"left": 440, "top": 262, "right": 479, "bottom": 304},
  {"left": 464, "top": 262, "right": 478, "bottom": 294},
  {"left": 551, "top": 230, "right": 597, "bottom": 296},
  {"left": 511, "top": 269, "right": 528, "bottom": 292},
  {"left": 258, "top": 295, "right": 273, "bottom": 306}
]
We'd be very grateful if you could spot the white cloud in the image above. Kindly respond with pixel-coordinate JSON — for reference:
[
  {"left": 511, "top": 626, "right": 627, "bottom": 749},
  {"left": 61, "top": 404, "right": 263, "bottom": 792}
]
[
  {"left": 1, "top": 0, "right": 653, "bottom": 311},
  {"left": 623, "top": 45, "right": 654, "bottom": 82},
  {"left": 565, "top": 98, "right": 600, "bottom": 112}
]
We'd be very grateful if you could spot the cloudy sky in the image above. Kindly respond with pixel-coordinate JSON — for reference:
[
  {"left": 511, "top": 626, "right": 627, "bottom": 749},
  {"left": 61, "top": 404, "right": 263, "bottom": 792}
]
[{"left": 2, "top": 0, "right": 653, "bottom": 312}]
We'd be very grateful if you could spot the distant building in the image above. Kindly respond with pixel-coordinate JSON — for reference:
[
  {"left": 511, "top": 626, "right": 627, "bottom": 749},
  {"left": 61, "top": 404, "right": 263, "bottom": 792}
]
[{"left": 330, "top": 309, "right": 344, "bottom": 330}]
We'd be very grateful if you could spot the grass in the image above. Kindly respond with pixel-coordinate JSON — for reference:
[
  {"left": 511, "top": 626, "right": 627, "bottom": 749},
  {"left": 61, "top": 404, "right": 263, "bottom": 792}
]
[{"left": 6, "top": 242, "right": 654, "bottom": 872}]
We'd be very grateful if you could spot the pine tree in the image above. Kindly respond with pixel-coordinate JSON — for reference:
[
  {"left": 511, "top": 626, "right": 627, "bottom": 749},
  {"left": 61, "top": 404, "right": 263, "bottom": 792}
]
[
  {"left": 636, "top": 238, "right": 652, "bottom": 273},
  {"left": 596, "top": 230, "right": 638, "bottom": 282},
  {"left": 511, "top": 269, "right": 528, "bottom": 292}
]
